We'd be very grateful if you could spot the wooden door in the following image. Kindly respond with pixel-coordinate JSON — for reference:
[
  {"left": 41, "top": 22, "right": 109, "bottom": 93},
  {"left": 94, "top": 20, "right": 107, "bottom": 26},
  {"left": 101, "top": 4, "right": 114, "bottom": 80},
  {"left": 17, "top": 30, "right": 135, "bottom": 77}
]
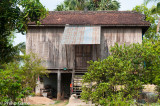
[{"left": 75, "top": 45, "right": 92, "bottom": 69}]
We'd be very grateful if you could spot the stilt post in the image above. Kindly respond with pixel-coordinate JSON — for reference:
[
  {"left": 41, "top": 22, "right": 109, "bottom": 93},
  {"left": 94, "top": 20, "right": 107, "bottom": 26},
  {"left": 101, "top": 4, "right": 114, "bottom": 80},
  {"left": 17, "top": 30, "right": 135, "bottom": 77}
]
[{"left": 57, "top": 69, "right": 61, "bottom": 100}]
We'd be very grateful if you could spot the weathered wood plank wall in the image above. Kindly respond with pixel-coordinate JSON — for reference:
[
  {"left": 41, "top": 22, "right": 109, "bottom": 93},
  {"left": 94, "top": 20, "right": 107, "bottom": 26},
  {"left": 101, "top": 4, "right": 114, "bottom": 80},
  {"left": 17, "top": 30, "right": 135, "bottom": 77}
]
[
  {"left": 26, "top": 27, "right": 142, "bottom": 69},
  {"left": 101, "top": 28, "right": 142, "bottom": 59},
  {"left": 26, "top": 27, "right": 75, "bottom": 69}
]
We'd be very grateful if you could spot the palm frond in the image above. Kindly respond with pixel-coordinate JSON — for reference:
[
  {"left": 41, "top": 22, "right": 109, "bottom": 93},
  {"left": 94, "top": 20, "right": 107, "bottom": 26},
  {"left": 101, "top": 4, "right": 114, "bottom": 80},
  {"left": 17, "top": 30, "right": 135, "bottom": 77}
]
[
  {"left": 144, "top": 0, "right": 160, "bottom": 5},
  {"left": 14, "top": 42, "right": 26, "bottom": 54},
  {"left": 151, "top": 6, "right": 157, "bottom": 14},
  {"left": 157, "top": 2, "right": 160, "bottom": 12}
]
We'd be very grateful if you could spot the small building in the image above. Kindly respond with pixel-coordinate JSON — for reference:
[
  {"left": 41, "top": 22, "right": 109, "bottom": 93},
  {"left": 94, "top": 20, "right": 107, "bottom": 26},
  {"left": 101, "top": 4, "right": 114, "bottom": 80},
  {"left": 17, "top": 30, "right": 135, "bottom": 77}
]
[{"left": 26, "top": 11, "right": 150, "bottom": 99}]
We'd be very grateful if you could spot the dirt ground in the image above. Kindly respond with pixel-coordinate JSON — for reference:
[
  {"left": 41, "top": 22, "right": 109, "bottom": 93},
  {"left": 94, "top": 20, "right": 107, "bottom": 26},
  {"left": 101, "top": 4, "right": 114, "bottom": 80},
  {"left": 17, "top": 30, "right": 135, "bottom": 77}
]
[
  {"left": 25, "top": 96, "right": 92, "bottom": 106},
  {"left": 24, "top": 97, "right": 68, "bottom": 106},
  {"left": 25, "top": 97, "right": 54, "bottom": 105},
  {"left": 25, "top": 84, "right": 156, "bottom": 106},
  {"left": 66, "top": 94, "right": 94, "bottom": 106},
  {"left": 53, "top": 100, "right": 68, "bottom": 106}
]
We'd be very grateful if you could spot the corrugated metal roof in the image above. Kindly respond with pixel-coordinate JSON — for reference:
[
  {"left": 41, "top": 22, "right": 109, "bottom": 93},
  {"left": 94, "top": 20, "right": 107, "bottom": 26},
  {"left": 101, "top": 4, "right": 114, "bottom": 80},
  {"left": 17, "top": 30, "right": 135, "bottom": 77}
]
[{"left": 61, "top": 26, "right": 101, "bottom": 44}]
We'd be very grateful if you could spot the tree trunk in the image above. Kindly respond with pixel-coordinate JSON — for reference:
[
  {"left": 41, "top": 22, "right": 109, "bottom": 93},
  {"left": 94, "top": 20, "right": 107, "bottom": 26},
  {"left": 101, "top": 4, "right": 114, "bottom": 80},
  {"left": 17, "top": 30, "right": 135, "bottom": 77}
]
[{"left": 156, "top": 17, "right": 160, "bottom": 33}]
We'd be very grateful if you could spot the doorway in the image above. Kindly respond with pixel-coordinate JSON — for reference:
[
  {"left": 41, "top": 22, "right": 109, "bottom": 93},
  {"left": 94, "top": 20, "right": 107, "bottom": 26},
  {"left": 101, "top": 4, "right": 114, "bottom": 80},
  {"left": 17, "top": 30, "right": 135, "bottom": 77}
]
[{"left": 75, "top": 45, "right": 92, "bottom": 69}]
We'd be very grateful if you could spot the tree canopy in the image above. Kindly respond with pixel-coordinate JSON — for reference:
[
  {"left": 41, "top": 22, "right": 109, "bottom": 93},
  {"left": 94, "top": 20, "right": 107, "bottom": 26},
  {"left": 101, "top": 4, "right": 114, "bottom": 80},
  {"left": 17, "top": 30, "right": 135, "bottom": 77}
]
[
  {"left": 144, "top": 0, "right": 160, "bottom": 5},
  {"left": 55, "top": 0, "right": 120, "bottom": 11},
  {"left": 0, "top": 0, "right": 47, "bottom": 65},
  {"left": 143, "top": 0, "right": 160, "bottom": 34}
]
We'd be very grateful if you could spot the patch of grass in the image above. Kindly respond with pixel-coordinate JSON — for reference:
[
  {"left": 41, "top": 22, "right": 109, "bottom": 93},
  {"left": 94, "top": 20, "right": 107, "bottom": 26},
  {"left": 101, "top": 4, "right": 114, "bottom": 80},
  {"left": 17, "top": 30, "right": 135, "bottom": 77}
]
[
  {"left": 64, "top": 101, "right": 69, "bottom": 105},
  {"left": 54, "top": 100, "right": 61, "bottom": 104},
  {"left": 144, "top": 103, "right": 160, "bottom": 106}
]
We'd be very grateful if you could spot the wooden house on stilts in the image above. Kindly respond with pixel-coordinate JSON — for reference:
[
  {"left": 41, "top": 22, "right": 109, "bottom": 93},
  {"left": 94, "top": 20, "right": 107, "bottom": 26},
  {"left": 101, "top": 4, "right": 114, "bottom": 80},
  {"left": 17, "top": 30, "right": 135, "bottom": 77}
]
[{"left": 26, "top": 11, "right": 150, "bottom": 100}]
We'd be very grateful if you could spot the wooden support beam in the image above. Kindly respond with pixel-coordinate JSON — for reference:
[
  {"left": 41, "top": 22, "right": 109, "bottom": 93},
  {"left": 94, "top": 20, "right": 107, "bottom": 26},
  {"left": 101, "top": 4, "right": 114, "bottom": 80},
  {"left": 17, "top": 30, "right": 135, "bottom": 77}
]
[{"left": 57, "top": 70, "right": 61, "bottom": 100}]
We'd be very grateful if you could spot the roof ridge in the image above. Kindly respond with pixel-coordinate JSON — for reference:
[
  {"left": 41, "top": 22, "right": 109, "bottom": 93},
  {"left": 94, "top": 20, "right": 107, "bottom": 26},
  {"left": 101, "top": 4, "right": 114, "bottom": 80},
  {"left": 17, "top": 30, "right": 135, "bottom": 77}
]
[{"left": 50, "top": 11, "right": 140, "bottom": 14}]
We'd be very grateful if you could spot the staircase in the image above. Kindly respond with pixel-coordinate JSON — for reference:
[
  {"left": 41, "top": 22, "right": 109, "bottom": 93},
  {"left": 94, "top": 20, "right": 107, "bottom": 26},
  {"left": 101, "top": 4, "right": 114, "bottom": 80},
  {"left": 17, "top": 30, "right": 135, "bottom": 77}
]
[
  {"left": 70, "top": 69, "right": 86, "bottom": 98},
  {"left": 72, "top": 74, "right": 84, "bottom": 97}
]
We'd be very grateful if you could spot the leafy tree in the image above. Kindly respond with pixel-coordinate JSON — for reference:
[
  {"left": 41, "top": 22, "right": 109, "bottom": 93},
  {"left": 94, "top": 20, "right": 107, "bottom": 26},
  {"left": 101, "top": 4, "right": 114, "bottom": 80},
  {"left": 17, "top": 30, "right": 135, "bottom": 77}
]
[
  {"left": 144, "top": 0, "right": 160, "bottom": 33},
  {"left": 55, "top": 0, "right": 120, "bottom": 11},
  {"left": 0, "top": 0, "right": 47, "bottom": 65},
  {"left": 0, "top": 53, "right": 47, "bottom": 104},
  {"left": 150, "top": 2, "right": 160, "bottom": 33},
  {"left": 143, "top": 39, "right": 160, "bottom": 85},
  {"left": 111, "top": 39, "right": 160, "bottom": 84},
  {"left": 133, "top": 5, "right": 158, "bottom": 39},
  {"left": 81, "top": 55, "right": 141, "bottom": 105},
  {"left": 90, "top": 0, "right": 120, "bottom": 10},
  {"left": 144, "top": 0, "right": 160, "bottom": 5},
  {"left": 81, "top": 38, "right": 160, "bottom": 105}
]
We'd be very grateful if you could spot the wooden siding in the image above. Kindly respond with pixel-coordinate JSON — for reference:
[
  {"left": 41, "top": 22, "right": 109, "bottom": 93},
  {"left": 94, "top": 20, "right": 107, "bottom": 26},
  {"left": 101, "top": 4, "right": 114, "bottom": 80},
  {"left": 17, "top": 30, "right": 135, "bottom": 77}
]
[
  {"left": 101, "top": 28, "right": 142, "bottom": 59},
  {"left": 26, "top": 27, "right": 75, "bottom": 69},
  {"left": 26, "top": 27, "right": 142, "bottom": 69}
]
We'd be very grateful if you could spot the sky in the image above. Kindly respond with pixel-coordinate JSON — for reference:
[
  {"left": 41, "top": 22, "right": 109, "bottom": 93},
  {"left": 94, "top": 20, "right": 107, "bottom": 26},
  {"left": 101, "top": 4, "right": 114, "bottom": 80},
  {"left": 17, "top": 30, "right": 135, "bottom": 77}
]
[
  {"left": 14, "top": 0, "right": 154, "bottom": 46},
  {"left": 39, "top": 0, "right": 144, "bottom": 11}
]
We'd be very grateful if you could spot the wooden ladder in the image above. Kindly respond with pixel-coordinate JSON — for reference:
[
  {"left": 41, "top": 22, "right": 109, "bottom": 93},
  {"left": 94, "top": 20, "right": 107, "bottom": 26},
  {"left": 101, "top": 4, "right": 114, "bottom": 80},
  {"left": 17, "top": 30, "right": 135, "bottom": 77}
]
[
  {"left": 70, "top": 61, "right": 87, "bottom": 97},
  {"left": 72, "top": 75, "right": 83, "bottom": 97},
  {"left": 70, "top": 69, "right": 84, "bottom": 98}
]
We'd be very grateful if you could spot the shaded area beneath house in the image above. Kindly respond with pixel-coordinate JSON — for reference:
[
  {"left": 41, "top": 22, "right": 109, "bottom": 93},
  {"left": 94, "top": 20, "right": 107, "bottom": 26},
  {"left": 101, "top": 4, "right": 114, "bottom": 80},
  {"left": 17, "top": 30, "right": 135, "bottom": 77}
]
[{"left": 41, "top": 73, "right": 72, "bottom": 99}]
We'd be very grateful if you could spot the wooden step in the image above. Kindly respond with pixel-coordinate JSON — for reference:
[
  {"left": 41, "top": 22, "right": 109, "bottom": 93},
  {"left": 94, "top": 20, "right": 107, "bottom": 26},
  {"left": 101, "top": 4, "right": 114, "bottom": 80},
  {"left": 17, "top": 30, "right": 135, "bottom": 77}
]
[
  {"left": 75, "top": 70, "right": 87, "bottom": 71},
  {"left": 71, "top": 73, "right": 84, "bottom": 98},
  {"left": 73, "top": 87, "right": 82, "bottom": 88},
  {"left": 73, "top": 81, "right": 82, "bottom": 82},
  {"left": 74, "top": 77, "right": 83, "bottom": 79},
  {"left": 74, "top": 79, "right": 82, "bottom": 80},
  {"left": 73, "top": 86, "right": 82, "bottom": 88},
  {"left": 72, "top": 91, "right": 81, "bottom": 93},
  {"left": 73, "top": 90, "right": 82, "bottom": 92},
  {"left": 74, "top": 75, "right": 83, "bottom": 77}
]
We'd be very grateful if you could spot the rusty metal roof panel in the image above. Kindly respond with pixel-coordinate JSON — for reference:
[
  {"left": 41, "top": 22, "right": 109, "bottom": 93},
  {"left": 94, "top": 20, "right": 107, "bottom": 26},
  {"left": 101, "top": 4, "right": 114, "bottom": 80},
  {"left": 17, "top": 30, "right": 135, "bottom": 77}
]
[{"left": 61, "top": 26, "right": 101, "bottom": 44}]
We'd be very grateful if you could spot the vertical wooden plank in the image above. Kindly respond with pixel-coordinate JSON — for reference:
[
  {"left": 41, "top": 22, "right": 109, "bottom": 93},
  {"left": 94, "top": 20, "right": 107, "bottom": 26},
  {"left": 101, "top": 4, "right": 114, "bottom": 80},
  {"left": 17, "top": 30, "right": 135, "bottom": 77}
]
[
  {"left": 67, "top": 45, "right": 75, "bottom": 69},
  {"left": 92, "top": 45, "right": 96, "bottom": 61},
  {"left": 135, "top": 29, "right": 142, "bottom": 44},
  {"left": 96, "top": 44, "right": 101, "bottom": 60},
  {"left": 101, "top": 28, "right": 109, "bottom": 59},
  {"left": 72, "top": 45, "right": 75, "bottom": 69},
  {"left": 117, "top": 28, "right": 124, "bottom": 45},
  {"left": 26, "top": 29, "right": 32, "bottom": 54},
  {"left": 100, "top": 29, "right": 104, "bottom": 59}
]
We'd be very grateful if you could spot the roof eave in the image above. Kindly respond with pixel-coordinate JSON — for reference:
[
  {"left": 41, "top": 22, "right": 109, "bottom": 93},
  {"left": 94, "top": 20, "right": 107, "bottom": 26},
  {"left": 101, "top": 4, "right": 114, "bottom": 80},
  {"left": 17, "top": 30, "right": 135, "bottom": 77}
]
[
  {"left": 28, "top": 24, "right": 150, "bottom": 27},
  {"left": 27, "top": 24, "right": 150, "bottom": 34}
]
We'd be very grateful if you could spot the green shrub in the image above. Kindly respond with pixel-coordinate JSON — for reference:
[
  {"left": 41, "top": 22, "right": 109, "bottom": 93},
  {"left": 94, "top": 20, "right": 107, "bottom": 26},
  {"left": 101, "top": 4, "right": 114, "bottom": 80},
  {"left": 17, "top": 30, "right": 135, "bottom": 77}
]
[
  {"left": 0, "top": 53, "right": 47, "bottom": 104},
  {"left": 81, "top": 38, "right": 160, "bottom": 105},
  {"left": 81, "top": 56, "right": 142, "bottom": 105}
]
